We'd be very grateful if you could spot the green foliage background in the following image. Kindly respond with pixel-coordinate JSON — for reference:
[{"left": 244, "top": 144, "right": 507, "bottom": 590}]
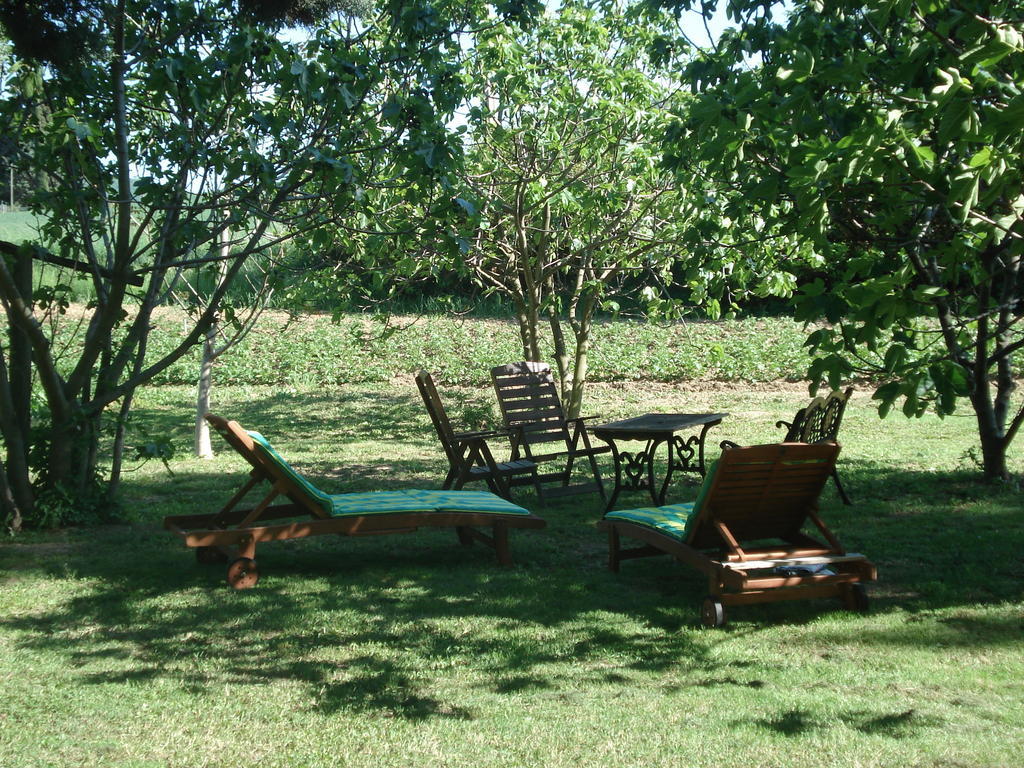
[{"left": 109, "top": 309, "right": 813, "bottom": 386}]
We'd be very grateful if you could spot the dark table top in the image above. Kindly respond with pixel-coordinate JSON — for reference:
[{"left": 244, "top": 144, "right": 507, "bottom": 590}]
[{"left": 592, "top": 412, "right": 728, "bottom": 440}]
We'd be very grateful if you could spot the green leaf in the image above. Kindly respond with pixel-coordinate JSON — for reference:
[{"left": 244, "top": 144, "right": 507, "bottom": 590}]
[
  {"left": 948, "top": 170, "right": 980, "bottom": 223},
  {"left": 908, "top": 143, "right": 936, "bottom": 171},
  {"left": 453, "top": 197, "right": 476, "bottom": 216},
  {"left": 65, "top": 118, "right": 91, "bottom": 140},
  {"left": 913, "top": 285, "right": 948, "bottom": 300},
  {"left": 882, "top": 344, "right": 907, "bottom": 373},
  {"left": 802, "top": 278, "right": 826, "bottom": 297},
  {"left": 872, "top": 381, "right": 902, "bottom": 418},
  {"left": 968, "top": 147, "right": 992, "bottom": 168}
]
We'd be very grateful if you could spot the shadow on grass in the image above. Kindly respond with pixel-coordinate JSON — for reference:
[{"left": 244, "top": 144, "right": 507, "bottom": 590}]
[
  {"left": 1, "top": 397, "right": 1022, "bottom": 723},
  {"left": 127, "top": 386, "right": 497, "bottom": 500},
  {"left": 0, "top": 521, "right": 727, "bottom": 720},
  {"left": 131, "top": 385, "right": 479, "bottom": 453},
  {"left": 745, "top": 707, "right": 943, "bottom": 738}
]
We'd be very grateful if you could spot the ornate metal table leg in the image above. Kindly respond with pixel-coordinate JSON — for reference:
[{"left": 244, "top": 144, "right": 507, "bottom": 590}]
[
  {"left": 696, "top": 421, "right": 717, "bottom": 474},
  {"left": 604, "top": 439, "right": 624, "bottom": 513},
  {"left": 662, "top": 421, "right": 721, "bottom": 502},
  {"left": 646, "top": 439, "right": 663, "bottom": 506},
  {"left": 603, "top": 438, "right": 657, "bottom": 513},
  {"left": 652, "top": 437, "right": 673, "bottom": 505}
]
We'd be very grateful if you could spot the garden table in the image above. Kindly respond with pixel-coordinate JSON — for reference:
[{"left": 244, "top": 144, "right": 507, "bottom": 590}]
[{"left": 591, "top": 412, "right": 727, "bottom": 513}]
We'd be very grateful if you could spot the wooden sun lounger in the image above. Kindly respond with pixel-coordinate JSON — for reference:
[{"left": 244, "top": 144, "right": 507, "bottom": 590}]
[
  {"left": 596, "top": 442, "right": 876, "bottom": 626},
  {"left": 163, "top": 414, "right": 546, "bottom": 588},
  {"left": 415, "top": 370, "right": 538, "bottom": 498}
]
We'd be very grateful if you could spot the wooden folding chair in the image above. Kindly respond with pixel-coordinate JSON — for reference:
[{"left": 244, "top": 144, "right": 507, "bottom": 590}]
[
  {"left": 490, "top": 361, "right": 609, "bottom": 501},
  {"left": 164, "top": 415, "right": 546, "bottom": 588},
  {"left": 597, "top": 442, "right": 876, "bottom": 626},
  {"left": 415, "top": 370, "right": 537, "bottom": 499}
]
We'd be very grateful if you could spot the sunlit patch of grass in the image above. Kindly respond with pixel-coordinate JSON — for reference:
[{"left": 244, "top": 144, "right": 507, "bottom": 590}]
[{"left": 2, "top": 373, "right": 1022, "bottom": 766}]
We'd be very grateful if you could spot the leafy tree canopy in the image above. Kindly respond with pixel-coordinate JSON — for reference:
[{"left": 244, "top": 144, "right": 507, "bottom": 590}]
[
  {"left": 0, "top": 0, "right": 539, "bottom": 530},
  {"left": 453, "top": 0, "right": 699, "bottom": 414},
  {"left": 656, "top": 0, "right": 1024, "bottom": 479}
]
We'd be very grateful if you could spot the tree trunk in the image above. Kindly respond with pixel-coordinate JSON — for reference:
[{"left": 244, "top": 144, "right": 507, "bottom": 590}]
[
  {"left": 513, "top": 191, "right": 545, "bottom": 363},
  {"left": 564, "top": 290, "right": 598, "bottom": 420},
  {"left": 567, "top": 329, "right": 591, "bottom": 420},
  {"left": 194, "top": 226, "right": 231, "bottom": 458},
  {"left": 108, "top": 392, "right": 133, "bottom": 495},
  {"left": 547, "top": 305, "right": 572, "bottom": 407},
  {"left": 523, "top": 281, "right": 542, "bottom": 361},
  {"left": 44, "top": 410, "right": 100, "bottom": 497},
  {"left": 0, "top": 462, "right": 23, "bottom": 532},
  {"left": 194, "top": 320, "right": 217, "bottom": 458},
  {"left": 513, "top": 295, "right": 542, "bottom": 361},
  {"left": 1, "top": 248, "right": 34, "bottom": 529},
  {"left": 9, "top": 249, "right": 31, "bottom": 458},
  {"left": 971, "top": 388, "right": 1010, "bottom": 482},
  {"left": 0, "top": 355, "right": 31, "bottom": 530},
  {"left": 977, "top": 427, "right": 1008, "bottom": 482}
]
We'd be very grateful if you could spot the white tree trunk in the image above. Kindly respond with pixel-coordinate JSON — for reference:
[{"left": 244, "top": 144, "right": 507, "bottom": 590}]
[
  {"left": 193, "top": 225, "right": 230, "bottom": 458},
  {"left": 193, "top": 321, "right": 217, "bottom": 459}
]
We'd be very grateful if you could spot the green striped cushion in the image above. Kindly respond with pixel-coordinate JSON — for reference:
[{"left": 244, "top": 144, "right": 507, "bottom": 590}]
[
  {"left": 604, "top": 503, "right": 698, "bottom": 542},
  {"left": 602, "top": 458, "right": 720, "bottom": 542},
  {"left": 330, "top": 489, "right": 529, "bottom": 517},
  {"left": 328, "top": 490, "right": 435, "bottom": 517},
  {"left": 248, "top": 431, "right": 333, "bottom": 516},
  {"left": 422, "top": 490, "right": 530, "bottom": 515},
  {"left": 246, "top": 432, "right": 530, "bottom": 518},
  {"left": 690, "top": 459, "right": 718, "bottom": 516}
]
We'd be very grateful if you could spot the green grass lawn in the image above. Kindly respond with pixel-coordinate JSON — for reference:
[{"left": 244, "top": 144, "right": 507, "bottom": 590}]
[
  {"left": 0, "top": 211, "right": 99, "bottom": 302},
  {"left": 0, "top": 210, "right": 39, "bottom": 243},
  {"left": 1, "top": 379, "right": 1021, "bottom": 767}
]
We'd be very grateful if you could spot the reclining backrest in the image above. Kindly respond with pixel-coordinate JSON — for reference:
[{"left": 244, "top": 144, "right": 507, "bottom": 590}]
[
  {"left": 415, "top": 370, "right": 460, "bottom": 464},
  {"left": 246, "top": 432, "right": 334, "bottom": 518},
  {"left": 206, "top": 413, "right": 264, "bottom": 473},
  {"left": 205, "top": 413, "right": 332, "bottom": 519},
  {"left": 687, "top": 442, "right": 840, "bottom": 549},
  {"left": 491, "top": 361, "right": 572, "bottom": 449}
]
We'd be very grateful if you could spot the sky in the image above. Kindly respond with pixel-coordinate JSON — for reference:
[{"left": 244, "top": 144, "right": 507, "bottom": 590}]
[
  {"left": 676, "top": 2, "right": 733, "bottom": 48},
  {"left": 280, "top": 2, "right": 745, "bottom": 48}
]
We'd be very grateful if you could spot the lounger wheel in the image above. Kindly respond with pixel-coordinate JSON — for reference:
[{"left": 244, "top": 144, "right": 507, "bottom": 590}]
[
  {"left": 196, "top": 546, "right": 228, "bottom": 565},
  {"left": 227, "top": 557, "right": 260, "bottom": 589},
  {"left": 701, "top": 597, "right": 726, "bottom": 628},
  {"left": 847, "top": 583, "right": 870, "bottom": 614}
]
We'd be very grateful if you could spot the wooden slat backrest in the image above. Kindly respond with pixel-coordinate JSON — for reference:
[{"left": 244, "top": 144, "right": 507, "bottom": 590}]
[
  {"left": 491, "top": 361, "right": 572, "bottom": 446},
  {"left": 204, "top": 412, "right": 329, "bottom": 519},
  {"left": 687, "top": 442, "right": 840, "bottom": 549},
  {"left": 206, "top": 413, "right": 263, "bottom": 472},
  {"left": 414, "top": 371, "right": 461, "bottom": 464}
]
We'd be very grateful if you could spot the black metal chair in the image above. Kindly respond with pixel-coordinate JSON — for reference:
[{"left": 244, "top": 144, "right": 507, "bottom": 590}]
[{"left": 776, "top": 387, "right": 854, "bottom": 504}]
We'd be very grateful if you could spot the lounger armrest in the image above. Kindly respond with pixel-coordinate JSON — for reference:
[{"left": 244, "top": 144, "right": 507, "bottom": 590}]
[
  {"left": 565, "top": 415, "right": 602, "bottom": 430},
  {"left": 512, "top": 422, "right": 555, "bottom": 435},
  {"left": 452, "top": 428, "right": 512, "bottom": 441}
]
